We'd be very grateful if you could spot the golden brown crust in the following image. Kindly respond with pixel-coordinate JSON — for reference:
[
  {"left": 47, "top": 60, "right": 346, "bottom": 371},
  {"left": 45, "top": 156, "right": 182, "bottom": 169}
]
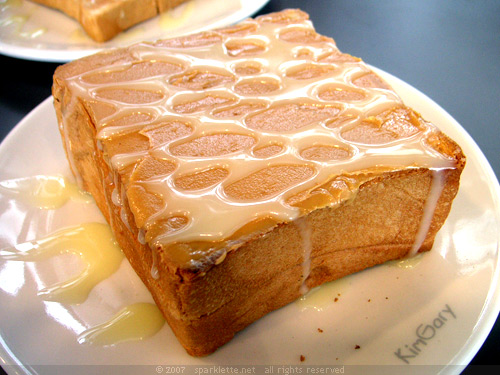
[{"left": 52, "top": 9, "right": 465, "bottom": 356}]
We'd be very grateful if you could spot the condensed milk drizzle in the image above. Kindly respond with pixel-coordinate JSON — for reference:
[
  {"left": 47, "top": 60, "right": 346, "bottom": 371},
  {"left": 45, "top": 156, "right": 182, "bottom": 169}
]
[
  {"left": 295, "top": 217, "right": 312, "bottom": 294},
  {"left": 58, "top": 10, "right": 459, "bottom": 267},
  {"left": 407, "top": 169, "right": 447, "bottom": 257}
]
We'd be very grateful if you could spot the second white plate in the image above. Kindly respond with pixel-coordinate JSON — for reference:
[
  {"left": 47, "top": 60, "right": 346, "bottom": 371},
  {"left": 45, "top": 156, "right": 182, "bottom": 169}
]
[{"left": 0, "top": 0, "right": 270, "bottom": 62}]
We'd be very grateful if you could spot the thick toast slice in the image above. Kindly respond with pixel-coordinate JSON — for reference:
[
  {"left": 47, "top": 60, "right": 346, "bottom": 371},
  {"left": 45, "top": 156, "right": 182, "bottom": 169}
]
[{"left": 52, "top": 9, "right": 465, "bottom": 355}]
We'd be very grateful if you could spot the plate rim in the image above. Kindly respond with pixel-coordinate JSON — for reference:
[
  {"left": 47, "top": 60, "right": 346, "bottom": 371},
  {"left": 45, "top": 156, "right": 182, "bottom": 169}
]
[{"left": 374, "top": 67, "right": 500, "bottom": 372}]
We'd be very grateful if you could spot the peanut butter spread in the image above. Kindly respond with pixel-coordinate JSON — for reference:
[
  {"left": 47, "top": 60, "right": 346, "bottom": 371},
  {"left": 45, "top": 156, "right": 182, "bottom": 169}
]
[{"left": 57, "top": 9, "right": 459, "bottom": 267}]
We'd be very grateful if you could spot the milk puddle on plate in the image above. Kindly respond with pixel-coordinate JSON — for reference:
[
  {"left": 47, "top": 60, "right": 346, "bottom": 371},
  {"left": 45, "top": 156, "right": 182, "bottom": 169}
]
[
  {"left": 387, "top": 252, "right": 424, "bottom": 269},
  {"left": 296, "top": 275, "right": 352, "bottom": 312},
  {"left": 0, "top": 175, "right": 92, "bottom": 209},
  {"left": 78, "top": 302, "right": 165, "bottom": 346},
  {"left": 296, "top": 253, "right": 424, "bottom": 312},
  {"left": 0, "top": 0, "right": 47, "bottom": 39},
  {"left": 0, "top": 175, "right": 165, "bottom": 345},
  {"left": 2, "top": 222, "right": 124, "bottom": 304},
  {"left": 159, "top": 0, "right": 195, "bottom": 30}
]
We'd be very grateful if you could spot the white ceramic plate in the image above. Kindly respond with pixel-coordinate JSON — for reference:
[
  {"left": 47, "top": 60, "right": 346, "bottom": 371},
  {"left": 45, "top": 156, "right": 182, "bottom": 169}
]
[
  {"left": 0, "top": 0, "right": 270, "bottom": 62},
  {"left": 0, "top": 70, "right": 499, "bottom": 375}
]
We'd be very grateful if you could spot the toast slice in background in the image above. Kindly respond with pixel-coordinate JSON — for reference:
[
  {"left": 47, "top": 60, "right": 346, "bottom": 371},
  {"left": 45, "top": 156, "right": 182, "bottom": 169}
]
[{"left": 30, "top": 0, "right": 189, "bottom": 41}]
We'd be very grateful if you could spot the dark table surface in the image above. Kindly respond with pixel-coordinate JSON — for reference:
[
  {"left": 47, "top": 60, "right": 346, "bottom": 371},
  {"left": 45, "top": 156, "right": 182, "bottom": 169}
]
[{"left": 0, "top": 0, "right": 498, "bottom": 373}]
